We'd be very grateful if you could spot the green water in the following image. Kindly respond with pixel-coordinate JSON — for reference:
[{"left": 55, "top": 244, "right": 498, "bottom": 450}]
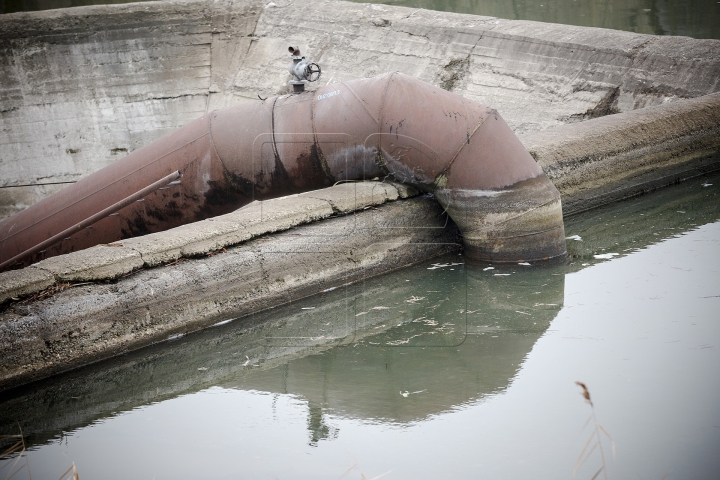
[
  {"left": 348, "top": 0, "right": 720, "bottom": 39},
  {"left": 1, "top": 171, "right": 719, "bottom": 478},
  {"left": 3, "top": 0, "right": 719, "bottom": 40}
]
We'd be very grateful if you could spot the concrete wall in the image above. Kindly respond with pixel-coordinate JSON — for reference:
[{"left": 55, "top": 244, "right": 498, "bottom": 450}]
[{"left": 1, "top": 0, "right": 719, "bottom": 217}]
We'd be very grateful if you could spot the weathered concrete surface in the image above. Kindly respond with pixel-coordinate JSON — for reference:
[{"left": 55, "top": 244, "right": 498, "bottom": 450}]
[
  {"left": 0, "top": 194, "right": 458, "bottom": 391},
  {"left": 1, "top": 0, "right": 719, "bottom": 391},
  {"left": 3, "top": 87, "right": 718, "bottom": 389},
  {"left": 521, "top": 92, "right": 720, "bottom": 214},
  {"left": 0, "top": 180, "right": 405, "bottom": 303},
  {"left": 2, "top": 0, "right": 719, "bottom": 217},
  {"left": 0, "top": 267, "right": 55, "bottom": 302}
]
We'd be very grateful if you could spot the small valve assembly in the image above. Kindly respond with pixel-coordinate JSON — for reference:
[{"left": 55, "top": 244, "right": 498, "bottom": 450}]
[{"left": 288, "top": 46, "right": 321, "bottom": 93}]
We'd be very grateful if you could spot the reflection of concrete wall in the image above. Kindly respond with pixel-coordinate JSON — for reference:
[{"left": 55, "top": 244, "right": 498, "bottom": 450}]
[
  {"left": 0, "top": 257, "right": 563, "bottom": 448},
  {"left": 2, "top": 0, "right": 719, "bottom": 217},
  {"left": 563, "top": 171, "right": 720, "bottom": 267}
]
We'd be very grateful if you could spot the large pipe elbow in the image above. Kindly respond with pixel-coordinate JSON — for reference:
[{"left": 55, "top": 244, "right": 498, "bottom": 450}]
[
  {"left": 0, "top": 72, "right": 565, "bottom": 270},
  {"left": 361, "top": 73, "right": 566, "bottom": 262}
]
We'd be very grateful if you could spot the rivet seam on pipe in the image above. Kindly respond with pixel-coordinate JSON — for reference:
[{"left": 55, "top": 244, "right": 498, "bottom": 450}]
[{"left": 439, "top": 114, "right": 491, "bottom": 178}]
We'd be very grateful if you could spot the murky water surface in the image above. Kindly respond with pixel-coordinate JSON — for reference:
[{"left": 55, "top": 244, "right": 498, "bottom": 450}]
[
  {"left": 3, "top": 0, "right": 718, "bottom": 40},
  {"left": 348, "top": 0, "right": 720, "bottom": 39},
  {"left": 1, "top": 172, "right": 719, "bottom": 478}
]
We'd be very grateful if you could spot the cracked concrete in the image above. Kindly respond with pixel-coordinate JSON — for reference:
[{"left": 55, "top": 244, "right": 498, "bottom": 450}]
[
  {"left": 0, "top": 191, "right": 457, "bottom": 391},
  {"left": 0, "top": 0, "right": 719, "bottom": 391},
  {"left": 2, "top": 0, "right": 719, "bottom": 217},
  {"left": 0, "top": 181, "right": 410, "bottom": 303}
]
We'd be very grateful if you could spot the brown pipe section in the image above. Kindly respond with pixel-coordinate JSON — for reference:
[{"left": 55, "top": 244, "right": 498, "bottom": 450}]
[{"left": 0, "top": 73, "right": 565, "bottom": 270}]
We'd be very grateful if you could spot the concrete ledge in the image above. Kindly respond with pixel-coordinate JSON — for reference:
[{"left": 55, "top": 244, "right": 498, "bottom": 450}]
[
  {"left": 0, "top": 181, "right": 411, "bottom": 304},
  {"left": 0, "top": 267, "right": 55, "bottom": 304},
  {"left": 0, "top": 196, "right": 457, "bottom": 391},
  {"left": 303, "top": 182, "right": 399, "bottom": 214},
  {"left": 32, "top": 245, "right": 143, "bottom": 283},
  {"left": 521, "top": 93, "right": 720, "bottom": 214}
]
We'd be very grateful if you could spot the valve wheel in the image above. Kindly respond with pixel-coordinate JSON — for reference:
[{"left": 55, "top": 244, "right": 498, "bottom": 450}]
[{"left": 305, "top": 63, "right": 322, "bottom": 82}]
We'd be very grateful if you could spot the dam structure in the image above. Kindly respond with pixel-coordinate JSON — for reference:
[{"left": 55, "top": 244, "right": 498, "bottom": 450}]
[{"left": 0, "top": 0, "right": 719, "bottom": 389}]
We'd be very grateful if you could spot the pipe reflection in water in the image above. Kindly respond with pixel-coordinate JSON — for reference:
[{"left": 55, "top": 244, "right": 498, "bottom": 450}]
[
  {"left": 1, "top": 171, "right": 718, "bottom": 455},
  {"left": 0, "top": 256, "right": 564, "bottom": 448}
]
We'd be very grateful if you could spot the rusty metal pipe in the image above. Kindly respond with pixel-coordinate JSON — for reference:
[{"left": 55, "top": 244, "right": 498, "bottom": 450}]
[
  {"left": 0, "top": 171, "right": 180, "bottom": 272},
  {"left": 0, "top": 73, "right": 565, "bottom": 270}
]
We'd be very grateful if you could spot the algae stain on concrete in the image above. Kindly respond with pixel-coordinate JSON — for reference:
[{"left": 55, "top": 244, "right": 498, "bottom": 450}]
[{"left": 438, "top": 57, "right": 470, "bottom": 92}]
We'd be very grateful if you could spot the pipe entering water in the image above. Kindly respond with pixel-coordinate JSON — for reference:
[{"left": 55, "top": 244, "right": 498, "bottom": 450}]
[{"left": 0, "top": 72, "right": 565, "bottom": 270}]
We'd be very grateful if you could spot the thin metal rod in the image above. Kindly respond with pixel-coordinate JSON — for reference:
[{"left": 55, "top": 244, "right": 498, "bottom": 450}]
[
  {"left": 0, "top": 171, "right": 180, "bottom": 271},
  {"left": 0, "top": 181, "right": 76, "bottom": 189}
]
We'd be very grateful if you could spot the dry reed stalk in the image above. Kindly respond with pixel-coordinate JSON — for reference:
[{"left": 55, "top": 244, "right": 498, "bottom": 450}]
[
  {"left": 1, "top": 424, "right": 80, "bottom": 480},
  {"left": 573, "top": 381, "right": 615, "bottom": 480},
  {"left": 0, "top": 423, "right": 31, "bottom": 480}
]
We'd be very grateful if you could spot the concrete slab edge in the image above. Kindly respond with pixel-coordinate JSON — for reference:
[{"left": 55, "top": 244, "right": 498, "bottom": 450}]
[
  {"left": 521, "top": 93, "right": 720, "bottom": 214},
  {"left": 0, "top": 181, "right": 412, "bottom": 304}
]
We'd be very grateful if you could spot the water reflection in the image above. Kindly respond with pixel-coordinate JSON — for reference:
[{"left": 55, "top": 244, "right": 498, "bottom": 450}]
[
  {"left": 0, "top": 255, "right": 564, "bottom": 449},
  {"left": 564, "top": 170, "right": 720, "bottom": 268},
  {"left": 0, "top": 172, "right": 718, "bottom": 468}
]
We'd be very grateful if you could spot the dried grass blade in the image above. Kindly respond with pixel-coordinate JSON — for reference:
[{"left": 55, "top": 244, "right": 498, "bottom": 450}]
[
  {"left": 1, "top": 447, "right": 25, "bottom": 477},
  {"left": 367, "top": 471, "right": 392, "bottom": 480},
  {"left": 597, "top": 422, "right": 614, "bottom": 441},
  {"left": 5, "top": 463, "right": 27, "bottom": 480},
  {"left": 580, "top": 414, "right": 593, "bottom": 432},
  {"left": 590, "top": 465, "right": 604, "bottom": 480},
  {"left": 339, "top": 461, "right": 358, "bottom": 478},
  {"left": 0, "top": 442, "right": 25, "bottom": 462},
  {"left": 57, "top": 465, "right": 74, "bottom": 480},
  {"left": 573, "top": 432, "right": 596, "bottom": 475},
  {"left": 577, "top": 443, "right": 598, "bottom": 474}
]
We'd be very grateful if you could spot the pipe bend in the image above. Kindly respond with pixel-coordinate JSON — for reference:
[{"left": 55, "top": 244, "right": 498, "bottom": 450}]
[{"left": 0, "top": 73, "right": 565, "bottom": 270}]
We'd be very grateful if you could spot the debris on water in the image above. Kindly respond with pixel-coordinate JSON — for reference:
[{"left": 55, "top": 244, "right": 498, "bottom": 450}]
[
  {"left": 242, "top": 356, "right": 250, "bottom": 366},
  {"left": 566, "top": 235, "right": 582, "bottom": 241},
  {"left": 197, "top": 367, "right": 208, "bottom": 371},
  {"left": 301, "top": 307, "right": 315, "bottom": 310},
  {"left": 702, "top": 183, "right": 712, "bottom": 187},
  {"left": 372, "top": 306, "right": 390, "bottom": 310},
  {"left": 582, "top": 263, "right": 590, "bottom": 266},
  {"left": 400, "top": 389, "right": 427, "bottom": 398},
  {"left": 483, "top": 266, "right": 495, "bottom": 271},
  {"left": 677, "top": 210, "right": 686, "bottom": 213},
  {"left": 356, "top": 311, "right": 368, "bottom": 317},
  {"left": 322, "top": 286, "right": 338, "bottom": 293},
  {"left": 167, "top": 333, "right": 184, "bottom": 341},
  {"left": 516, "top": 311, "right": 531, "bottom": 315},
  {"left": 494, "top": 273, "right": 511, "bottom": 276},
  {"left": 594, "top": 253, "right": 619, "bottom": 259},
  {"left": 427, "top": 262, "right": 464, "bottom": 270},
  {"left": 406, "top": 296, "right": 425, "bottom": 303},
  {"left": 518, "top": 262, "right": 531, "bottom": 266}
]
